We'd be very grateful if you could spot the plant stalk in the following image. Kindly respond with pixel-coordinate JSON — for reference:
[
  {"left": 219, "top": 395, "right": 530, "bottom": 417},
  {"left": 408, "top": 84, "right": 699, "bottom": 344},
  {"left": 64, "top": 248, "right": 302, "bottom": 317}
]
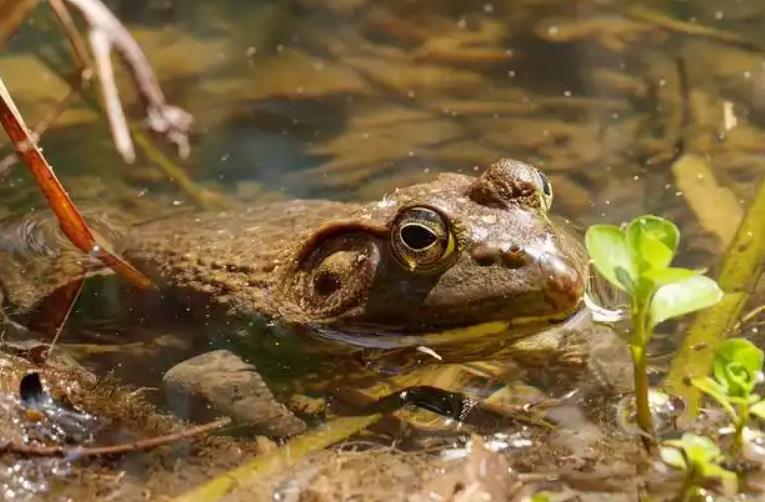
[
  {"left": 631, "top": 301, "right": 654, "bottom": 437},
  {"left": 732, "top": 401, "right": 748, "bottom": 454},
  {"left": 679, "top": 470, "right": 697, "bottom": 502},
  {"left": 631, "top": 344, "right": 654, "bottom": 436}
]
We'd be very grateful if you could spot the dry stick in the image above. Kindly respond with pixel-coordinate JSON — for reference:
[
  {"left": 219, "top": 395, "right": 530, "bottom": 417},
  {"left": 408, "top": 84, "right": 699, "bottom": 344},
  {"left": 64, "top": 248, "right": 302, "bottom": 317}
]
[
  {"left": 0, "top": 416, "right": 231, "bottom": 457},
  {"left": 25, "top": 274, "right": 87, "bottom": 349},
  {"left": 46, "top": 1, "right": 217, "bottom": 209},
  {"left": 49, "top": 0, "right": 93, "bottom": 74},
  {"left": 62, "top": 0, "right": 192, "bottom": 163},
  {"left": 0, "top": 0, "right": 89, "bottom": 181},
  {"left": 0, "top": 75, "right": 153, "bottom": 289}
]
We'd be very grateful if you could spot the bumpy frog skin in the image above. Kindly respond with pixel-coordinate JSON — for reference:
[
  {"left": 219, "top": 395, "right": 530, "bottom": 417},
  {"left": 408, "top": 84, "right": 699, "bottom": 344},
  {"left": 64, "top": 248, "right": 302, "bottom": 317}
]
[
  {"left": 0, "top": 159, "right": 587, "bottom": 342},
  {"left": 125, "top": 159, "right": 587, "bottom": 336}
]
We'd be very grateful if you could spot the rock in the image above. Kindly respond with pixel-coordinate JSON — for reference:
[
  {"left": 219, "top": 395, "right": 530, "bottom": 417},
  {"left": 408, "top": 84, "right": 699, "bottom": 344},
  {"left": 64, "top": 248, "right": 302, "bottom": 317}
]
[{"left": 162, "top": 350, "right": 306, "bottom": 437}]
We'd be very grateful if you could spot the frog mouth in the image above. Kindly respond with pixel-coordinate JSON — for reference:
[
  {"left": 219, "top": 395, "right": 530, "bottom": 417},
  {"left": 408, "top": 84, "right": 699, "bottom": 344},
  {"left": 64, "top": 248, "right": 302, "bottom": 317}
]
[{"left": 308, "top": 303, "right": 587, "bottom": 350}]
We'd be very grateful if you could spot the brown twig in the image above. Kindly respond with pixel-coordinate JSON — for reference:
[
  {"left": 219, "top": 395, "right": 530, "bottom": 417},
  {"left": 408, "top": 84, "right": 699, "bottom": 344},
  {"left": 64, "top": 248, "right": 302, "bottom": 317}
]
[
  {"left": 62, "top": 0, "right": 192, "bottom": 163},
  {"left": 0, "top": 416, "right": 231, "bottom": 457},
  {"left": 49, "top": 0, "right": 93, "bottom": 76},
  {"left": 0, "top": 0, "right": 91, "bottom": 182},
  {"left": 0, "top": 74, "right": 153, "bottom": 289}
]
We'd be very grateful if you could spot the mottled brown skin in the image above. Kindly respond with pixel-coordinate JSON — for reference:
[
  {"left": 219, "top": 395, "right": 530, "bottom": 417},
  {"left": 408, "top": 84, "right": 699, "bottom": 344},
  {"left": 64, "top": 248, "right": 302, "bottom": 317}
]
[
  {"left": 0, "top": 159, "right": 601, "bottom": 436},
  {"left": 124, "top": 159, "right": 587, "bottom": 337},
  {"left": 0, "top": 159, "right": 586, "bottom": 350}
]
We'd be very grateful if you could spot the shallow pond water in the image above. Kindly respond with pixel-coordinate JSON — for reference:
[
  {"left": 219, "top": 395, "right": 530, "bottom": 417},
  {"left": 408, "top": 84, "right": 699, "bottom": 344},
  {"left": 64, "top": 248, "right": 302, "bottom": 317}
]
[{"left": 1, "top": 0, "right": 765, "bottom": 500}]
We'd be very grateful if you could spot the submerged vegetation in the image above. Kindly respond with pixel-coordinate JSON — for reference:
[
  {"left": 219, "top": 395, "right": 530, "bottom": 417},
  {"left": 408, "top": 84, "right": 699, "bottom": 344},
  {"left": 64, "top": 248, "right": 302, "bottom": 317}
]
[
  {"left": 586, "top": 215, "right": 722, "bottom": 435},
  {"left": 659, "top": 433, "right": 737, "bottom": 501},
  {"left": 693, "top": 338, "right": 765, "bottom": 454}
]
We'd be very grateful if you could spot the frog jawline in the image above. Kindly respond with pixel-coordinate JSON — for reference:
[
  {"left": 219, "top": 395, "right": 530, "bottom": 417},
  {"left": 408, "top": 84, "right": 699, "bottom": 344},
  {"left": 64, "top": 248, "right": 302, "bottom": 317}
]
[{"left": 308, "top": 306, "right": 590, "bottom": 350}]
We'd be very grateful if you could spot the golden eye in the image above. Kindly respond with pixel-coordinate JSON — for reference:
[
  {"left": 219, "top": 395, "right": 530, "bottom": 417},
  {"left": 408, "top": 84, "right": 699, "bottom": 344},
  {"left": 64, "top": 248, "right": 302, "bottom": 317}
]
[
  {"left": 537, "top": 171, "right": 553, "bottom": 211},
  {"left": 391, "top": 207, "right": 456, "bottom": 272}
]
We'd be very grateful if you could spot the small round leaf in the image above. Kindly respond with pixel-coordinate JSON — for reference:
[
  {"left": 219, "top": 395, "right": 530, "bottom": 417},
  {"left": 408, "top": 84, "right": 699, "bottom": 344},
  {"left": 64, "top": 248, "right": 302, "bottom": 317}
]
[
  {"left": 585, "top": 224, "right": 638, "bottom": 293},
  {"left": 649, "top": 275, "right": 723, "bottom": 328},
  {"left": 712, "top": 338, "right": 764, "bottom": 398},
  {"left": 626, "top": 215, "right": 679, "bottom": 270}
]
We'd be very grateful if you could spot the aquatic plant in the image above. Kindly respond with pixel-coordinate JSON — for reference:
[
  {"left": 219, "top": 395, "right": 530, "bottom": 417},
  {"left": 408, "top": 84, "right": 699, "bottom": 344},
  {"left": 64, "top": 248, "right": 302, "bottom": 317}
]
[
  {"left": 659, "top": 433, "right": 737, "bottom": 501},
  {"left": 692, "top": 338, "right": 765, "bottom": 454},
  {"left": 586, "top": 215, "right": 723, "bottom": 436}
]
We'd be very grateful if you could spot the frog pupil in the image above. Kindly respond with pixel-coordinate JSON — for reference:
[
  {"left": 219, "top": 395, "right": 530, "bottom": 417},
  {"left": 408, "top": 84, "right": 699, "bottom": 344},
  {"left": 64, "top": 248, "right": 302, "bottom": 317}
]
[{"left": 400, "top": 224, "right": 437, "bottom": 251}]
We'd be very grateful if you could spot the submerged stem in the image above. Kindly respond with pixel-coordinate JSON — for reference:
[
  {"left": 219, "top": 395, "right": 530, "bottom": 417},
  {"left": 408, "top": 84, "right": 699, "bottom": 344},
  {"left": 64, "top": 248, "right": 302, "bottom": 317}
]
[
  {"left": 631, "top": 300, "right": 654, "bottom": 438},
  {"left": 732, "top": 401, "right": 748, "bottom": 455},
  {"left": 631, "top": 344, "right": 654, "bottom": 436},
  {"left": 678, "top": 470, "right": 698, "bottom": 502}
]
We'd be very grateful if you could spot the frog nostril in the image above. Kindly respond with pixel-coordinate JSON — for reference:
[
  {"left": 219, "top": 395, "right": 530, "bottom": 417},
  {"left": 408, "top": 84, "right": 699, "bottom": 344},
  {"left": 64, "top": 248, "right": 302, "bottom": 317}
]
[
  {"left": 501, "top": 245, "right": 526, "bottom": 269},
  {"left": 470, "top": 244, "right": 501, "bottom": 266}
]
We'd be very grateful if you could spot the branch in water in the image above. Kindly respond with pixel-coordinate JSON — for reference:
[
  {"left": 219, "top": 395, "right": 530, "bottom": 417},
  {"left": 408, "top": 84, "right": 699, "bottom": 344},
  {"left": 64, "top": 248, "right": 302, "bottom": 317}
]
[
  {"left": 0, "top": 417, "right": 231, "bottom": 458},
  {"left": 62, "top": 0, "right": 193, "bottom": 163},
  {"left": 0, "top": 75, "right": 153, "bottom": 289}
]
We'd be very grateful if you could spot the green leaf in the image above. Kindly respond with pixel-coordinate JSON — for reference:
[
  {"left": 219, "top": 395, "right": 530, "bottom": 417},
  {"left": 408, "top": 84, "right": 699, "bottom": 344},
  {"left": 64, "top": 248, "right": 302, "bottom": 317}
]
[
  {"left": 691, "top": 376, "right": 738, "bottom": 421},
  {"left": 666, "top": 433, "right": 721, "bottom": 465},
  {"left": 712, "top": 338, "right": 764, "bottom": 398},
  {"left": 530, "top": 492, "right": 552, "bottom": 502},
  {"left": 585, "top": 224, "right": 639, "bottom": 293},
  {"left": 662, "top": 434, "right": 736, "bottom": 492},
  {"left": 749, "top": 400, "right": 765, "bottom": 420},
  {"left": 699, "top": 462, "right": 737, "bottom": 485},
  {"left": 648, "top": 275, "right": 723, "bottom": 328},
  {"left": 659, "top": 445, "right": 686, "bottom": 470},
  {"left": 626, "top": 215, "right": 679, "bottom": 270},
  {"left": 638, "top": 233, "right": 673, "bottom": 271},
  {"left": 642, "top": 267, "right": 702, "bottom": 287},
  {"left": 715, "top": 338, "right": 763, "bottom": 375},
  {"left": 614, "top": 267, "right": 636, "bottom": 293}
]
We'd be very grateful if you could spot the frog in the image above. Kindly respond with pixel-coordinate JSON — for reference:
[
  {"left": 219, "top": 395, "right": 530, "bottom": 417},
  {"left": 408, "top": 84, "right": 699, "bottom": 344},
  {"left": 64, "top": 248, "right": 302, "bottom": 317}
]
[{"left": 0, "top": 159, "right": 629, "bottom": 436}]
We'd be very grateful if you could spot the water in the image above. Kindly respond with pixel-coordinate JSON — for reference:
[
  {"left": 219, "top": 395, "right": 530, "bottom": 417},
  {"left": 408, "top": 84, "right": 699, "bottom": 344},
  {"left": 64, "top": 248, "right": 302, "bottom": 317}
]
[{"left": 1, "top": 0, "right": 765, "bottom": 500}]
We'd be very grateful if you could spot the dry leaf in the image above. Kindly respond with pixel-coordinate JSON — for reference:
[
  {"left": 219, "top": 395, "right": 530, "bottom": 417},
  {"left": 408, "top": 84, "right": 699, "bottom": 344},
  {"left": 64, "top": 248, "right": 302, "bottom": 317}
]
[{"left": 672, "top": 153, "right": 743, "bottom": 249}]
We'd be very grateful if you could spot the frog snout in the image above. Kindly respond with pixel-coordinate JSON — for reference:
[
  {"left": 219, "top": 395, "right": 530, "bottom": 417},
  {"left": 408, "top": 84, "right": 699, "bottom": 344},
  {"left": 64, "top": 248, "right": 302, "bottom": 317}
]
[
  {"left": 538, "top": 253, "right": 585, "bottom": 311},
  {"left": 469, "top": 243, "right": 584, "bottom": 312}
]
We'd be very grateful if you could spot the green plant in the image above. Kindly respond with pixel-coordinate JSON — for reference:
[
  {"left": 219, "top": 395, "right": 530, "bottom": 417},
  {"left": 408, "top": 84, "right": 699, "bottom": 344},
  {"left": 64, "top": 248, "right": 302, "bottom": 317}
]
[
  {"left": 660, "top": 433, "right": 737, "bottom": 501},
  {"left": 586, "top": 215, "right": 723, "bottom": 435},
  {"left": 529, "top": 491, "right": 552, "bottom": 502},
  {"left": 692, "top": 338, "right": 765, "bottom": 453}
]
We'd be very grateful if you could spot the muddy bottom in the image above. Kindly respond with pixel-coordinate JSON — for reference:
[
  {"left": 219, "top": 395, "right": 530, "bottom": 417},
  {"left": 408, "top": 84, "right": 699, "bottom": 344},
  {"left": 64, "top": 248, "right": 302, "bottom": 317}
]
[{"left": 0, "top": 346, "right": 659, "bottom": 501}]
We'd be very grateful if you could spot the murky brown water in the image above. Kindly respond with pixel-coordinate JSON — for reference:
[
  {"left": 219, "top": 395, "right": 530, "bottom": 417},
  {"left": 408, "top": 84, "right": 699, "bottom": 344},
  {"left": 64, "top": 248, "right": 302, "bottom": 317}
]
[{"left": 1, "top": 0, "right": 765, "bottom": 500}]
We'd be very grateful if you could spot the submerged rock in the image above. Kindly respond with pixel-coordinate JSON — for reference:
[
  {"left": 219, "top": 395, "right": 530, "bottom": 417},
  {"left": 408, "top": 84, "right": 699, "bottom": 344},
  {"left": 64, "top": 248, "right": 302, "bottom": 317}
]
[{"left": 163, "top": 349, "right": 306, "bottom": 437}]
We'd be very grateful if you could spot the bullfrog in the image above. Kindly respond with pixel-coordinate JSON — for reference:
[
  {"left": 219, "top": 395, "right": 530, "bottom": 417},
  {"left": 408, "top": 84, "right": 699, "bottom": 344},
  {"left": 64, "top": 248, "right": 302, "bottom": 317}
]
[{"left": 0, "top": 159, "right": 623, "bottom": 435}]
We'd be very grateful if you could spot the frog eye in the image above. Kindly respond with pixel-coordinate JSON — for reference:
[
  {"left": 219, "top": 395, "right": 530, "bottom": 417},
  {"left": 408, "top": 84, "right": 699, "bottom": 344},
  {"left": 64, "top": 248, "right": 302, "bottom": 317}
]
[
  {"left": 537, "top": 171, "right": 553, "bottom": 211},
  {"left": 391, "top": 207, "right": 456, "bottom": 273}
]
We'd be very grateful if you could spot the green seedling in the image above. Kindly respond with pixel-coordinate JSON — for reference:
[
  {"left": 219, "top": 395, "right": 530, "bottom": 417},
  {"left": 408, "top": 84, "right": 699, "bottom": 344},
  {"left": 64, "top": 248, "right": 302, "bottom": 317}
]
[
  {"left": 692, "top": 338, "right": 765, "bottom": 454},
  {"left": 586, "top": 215, "right": 723, "bottom": 435},
  {"left": 660, "top": 433, "right": 737, "bottom": 501}
]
